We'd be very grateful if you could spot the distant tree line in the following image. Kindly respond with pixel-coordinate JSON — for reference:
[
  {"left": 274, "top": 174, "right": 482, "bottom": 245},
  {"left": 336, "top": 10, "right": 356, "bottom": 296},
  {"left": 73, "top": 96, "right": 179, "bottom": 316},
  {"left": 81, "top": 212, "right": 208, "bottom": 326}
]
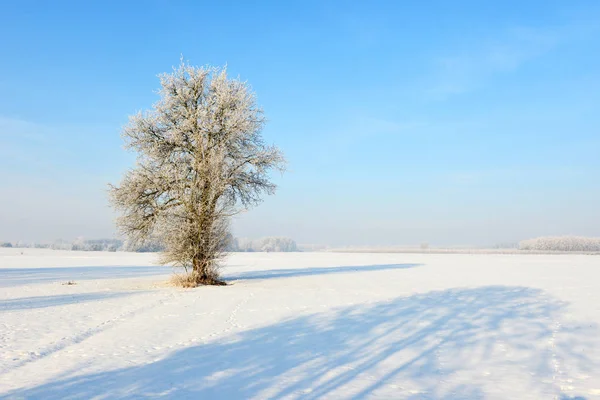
[
  {"left": 519, "top": 236, "right": 600, "bottom": 252},
  {"left": 2, "top": 236, "right": 299, "bottom": 253},
  {"left": 3, "top": 238, "right": 126, "bottom": 252},
  {"left": 227, "top": 236, "right": 298, "bottom": 252}
]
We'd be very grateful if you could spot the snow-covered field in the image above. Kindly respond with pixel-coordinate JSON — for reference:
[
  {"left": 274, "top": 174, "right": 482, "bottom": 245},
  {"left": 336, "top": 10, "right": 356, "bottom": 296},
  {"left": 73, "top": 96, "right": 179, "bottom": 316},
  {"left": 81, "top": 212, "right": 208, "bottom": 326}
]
[{"left": 1, "top": 249, "right": 599, "bottom": 399}]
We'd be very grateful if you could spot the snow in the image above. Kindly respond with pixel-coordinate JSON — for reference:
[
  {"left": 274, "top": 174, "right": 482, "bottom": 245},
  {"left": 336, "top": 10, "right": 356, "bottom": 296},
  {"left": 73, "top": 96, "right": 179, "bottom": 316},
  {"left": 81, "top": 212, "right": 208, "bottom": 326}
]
[{"left": 1, "top": 249, "right": 600, "bottom": 399}]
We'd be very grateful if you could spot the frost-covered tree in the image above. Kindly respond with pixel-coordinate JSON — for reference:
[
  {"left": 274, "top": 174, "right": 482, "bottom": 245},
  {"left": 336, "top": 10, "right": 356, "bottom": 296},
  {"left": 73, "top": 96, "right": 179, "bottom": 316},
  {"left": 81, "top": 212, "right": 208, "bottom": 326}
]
[
  {"left": 71, "top": 236, "right": 87, "bottom": 251},
  {"left": 260, "top": 237, "right": 298, "bottom": 252},
  {"left": 110, "top": 61, "right": 285, "bottom": 285},
  {"left": 519, "top": 236, "right": 600, "bottom": 252},
  {"left": 228, "top": 236, "right": 298, "bottom": 252},
  {"left": 51, "top": 239, "right": 72, "bottom": 250}
]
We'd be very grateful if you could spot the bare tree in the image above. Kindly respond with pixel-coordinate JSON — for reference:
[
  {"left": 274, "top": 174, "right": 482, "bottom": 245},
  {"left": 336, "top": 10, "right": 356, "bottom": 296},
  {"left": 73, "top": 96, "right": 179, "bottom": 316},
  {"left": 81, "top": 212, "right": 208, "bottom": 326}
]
[{"left": 110, "top": 61, "right": 285, "bottom": 285}]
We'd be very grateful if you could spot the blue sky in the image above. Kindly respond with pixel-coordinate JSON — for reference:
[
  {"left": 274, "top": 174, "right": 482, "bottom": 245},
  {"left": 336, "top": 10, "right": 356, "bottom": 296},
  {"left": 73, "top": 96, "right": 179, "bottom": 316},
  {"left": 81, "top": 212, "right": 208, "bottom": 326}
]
[{"left": 1, "top": 0, "right": 599, "bottom": 246}]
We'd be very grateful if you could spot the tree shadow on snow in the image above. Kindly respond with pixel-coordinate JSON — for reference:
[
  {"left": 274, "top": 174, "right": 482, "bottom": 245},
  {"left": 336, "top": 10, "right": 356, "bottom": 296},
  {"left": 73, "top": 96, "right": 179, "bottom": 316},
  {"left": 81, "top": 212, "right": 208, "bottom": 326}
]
[
  {"left": 226, "top": 263, "right": 421, "bottom": 281},
  {"left": 7, "top": 286, "right": 597, "bottom": 399},
  {"left": 0, "top": 291, "right": 140, "bottom": 312},
  {"left": 0, "top": 266, "right": 171, "bottom": 287}
]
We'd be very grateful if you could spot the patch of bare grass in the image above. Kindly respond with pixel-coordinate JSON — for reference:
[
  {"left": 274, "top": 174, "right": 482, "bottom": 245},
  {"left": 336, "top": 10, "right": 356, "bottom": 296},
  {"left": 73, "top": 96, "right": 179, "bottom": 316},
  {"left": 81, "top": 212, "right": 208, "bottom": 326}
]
[{"left": 170, "top": 271, "right": 227, "bottom": 288}]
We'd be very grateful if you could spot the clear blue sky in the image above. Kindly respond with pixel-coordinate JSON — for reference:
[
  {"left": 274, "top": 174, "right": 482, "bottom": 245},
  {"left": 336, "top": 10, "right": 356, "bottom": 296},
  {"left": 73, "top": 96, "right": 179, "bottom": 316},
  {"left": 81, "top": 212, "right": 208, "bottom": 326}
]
[{"left": 1, "top": 0, "right": 599, "bottom": 246}]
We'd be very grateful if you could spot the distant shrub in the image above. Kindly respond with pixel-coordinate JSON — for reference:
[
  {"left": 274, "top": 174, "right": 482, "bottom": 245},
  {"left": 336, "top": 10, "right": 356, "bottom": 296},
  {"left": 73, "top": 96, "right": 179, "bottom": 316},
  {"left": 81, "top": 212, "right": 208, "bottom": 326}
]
[
  {"left": 229, "top": 237, "right": 299, "bottom": 252},
  {"left": 260, "top": 237, "right": 298, "bottom": 252},
  {"left": 128, "top": 240, "right": 165, "bottom": 253},
  {"left": 1, "top": 242, "right": 12, "bottom": 248},
  {"left": 71, "top": 237, "right": 124, "bottom": 252},
  {"left": 492, "top": 242, "right": 519, "bottom": 249},
  {"left": 519, "top": 236, "right": 600, "bottom": 252},
  {"left": 51, "top": 239, "right": 72, "bottom": 250}
]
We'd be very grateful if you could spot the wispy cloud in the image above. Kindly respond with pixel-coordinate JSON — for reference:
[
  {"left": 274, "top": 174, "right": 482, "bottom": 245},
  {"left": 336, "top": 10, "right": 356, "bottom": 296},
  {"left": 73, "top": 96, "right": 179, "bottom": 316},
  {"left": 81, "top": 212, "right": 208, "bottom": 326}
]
[{"left": 425, "top": 22, "right": 599, "bottom": 100}]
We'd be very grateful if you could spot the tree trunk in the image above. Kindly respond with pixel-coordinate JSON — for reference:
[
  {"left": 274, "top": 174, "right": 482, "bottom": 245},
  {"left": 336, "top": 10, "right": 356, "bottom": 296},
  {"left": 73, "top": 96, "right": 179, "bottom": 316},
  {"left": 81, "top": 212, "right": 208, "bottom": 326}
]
[
  {"left": 192, "top": 253, "right": 208, "bottom": 279},
  {"left": 192, "top": 254, "right": 226, "bottom": 286}
]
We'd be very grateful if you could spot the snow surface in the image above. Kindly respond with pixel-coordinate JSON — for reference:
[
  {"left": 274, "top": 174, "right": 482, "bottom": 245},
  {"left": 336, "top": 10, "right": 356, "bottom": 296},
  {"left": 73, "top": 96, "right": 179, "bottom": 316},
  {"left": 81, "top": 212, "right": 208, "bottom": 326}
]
[{"left": 1, "top": 248, "right": 600, "bottom": 399}]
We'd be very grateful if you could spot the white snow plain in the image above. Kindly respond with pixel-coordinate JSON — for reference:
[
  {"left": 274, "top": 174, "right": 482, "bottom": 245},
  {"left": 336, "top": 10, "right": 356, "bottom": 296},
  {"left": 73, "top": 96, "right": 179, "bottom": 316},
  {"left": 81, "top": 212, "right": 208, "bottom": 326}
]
[{"left": 1, "top": 248, "right": 599, "bottom": 399}]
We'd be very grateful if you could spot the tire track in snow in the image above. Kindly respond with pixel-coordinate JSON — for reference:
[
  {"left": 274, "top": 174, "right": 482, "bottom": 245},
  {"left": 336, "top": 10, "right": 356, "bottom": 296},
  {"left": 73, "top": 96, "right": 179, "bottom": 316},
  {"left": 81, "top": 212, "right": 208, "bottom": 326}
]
[{"left": 0, "top": 291, "right": 176, "bottom": 376}]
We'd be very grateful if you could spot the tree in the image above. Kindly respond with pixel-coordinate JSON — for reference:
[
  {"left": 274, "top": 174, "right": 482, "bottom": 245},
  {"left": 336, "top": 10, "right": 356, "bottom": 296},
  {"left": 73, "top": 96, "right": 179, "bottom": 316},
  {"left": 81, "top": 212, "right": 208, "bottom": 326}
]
[
  {"left": 260, "top": 237, "right": 298, "bottom": 252},
  {"left": 110, "top": 61, "right": 285, "bottom": 285}
]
